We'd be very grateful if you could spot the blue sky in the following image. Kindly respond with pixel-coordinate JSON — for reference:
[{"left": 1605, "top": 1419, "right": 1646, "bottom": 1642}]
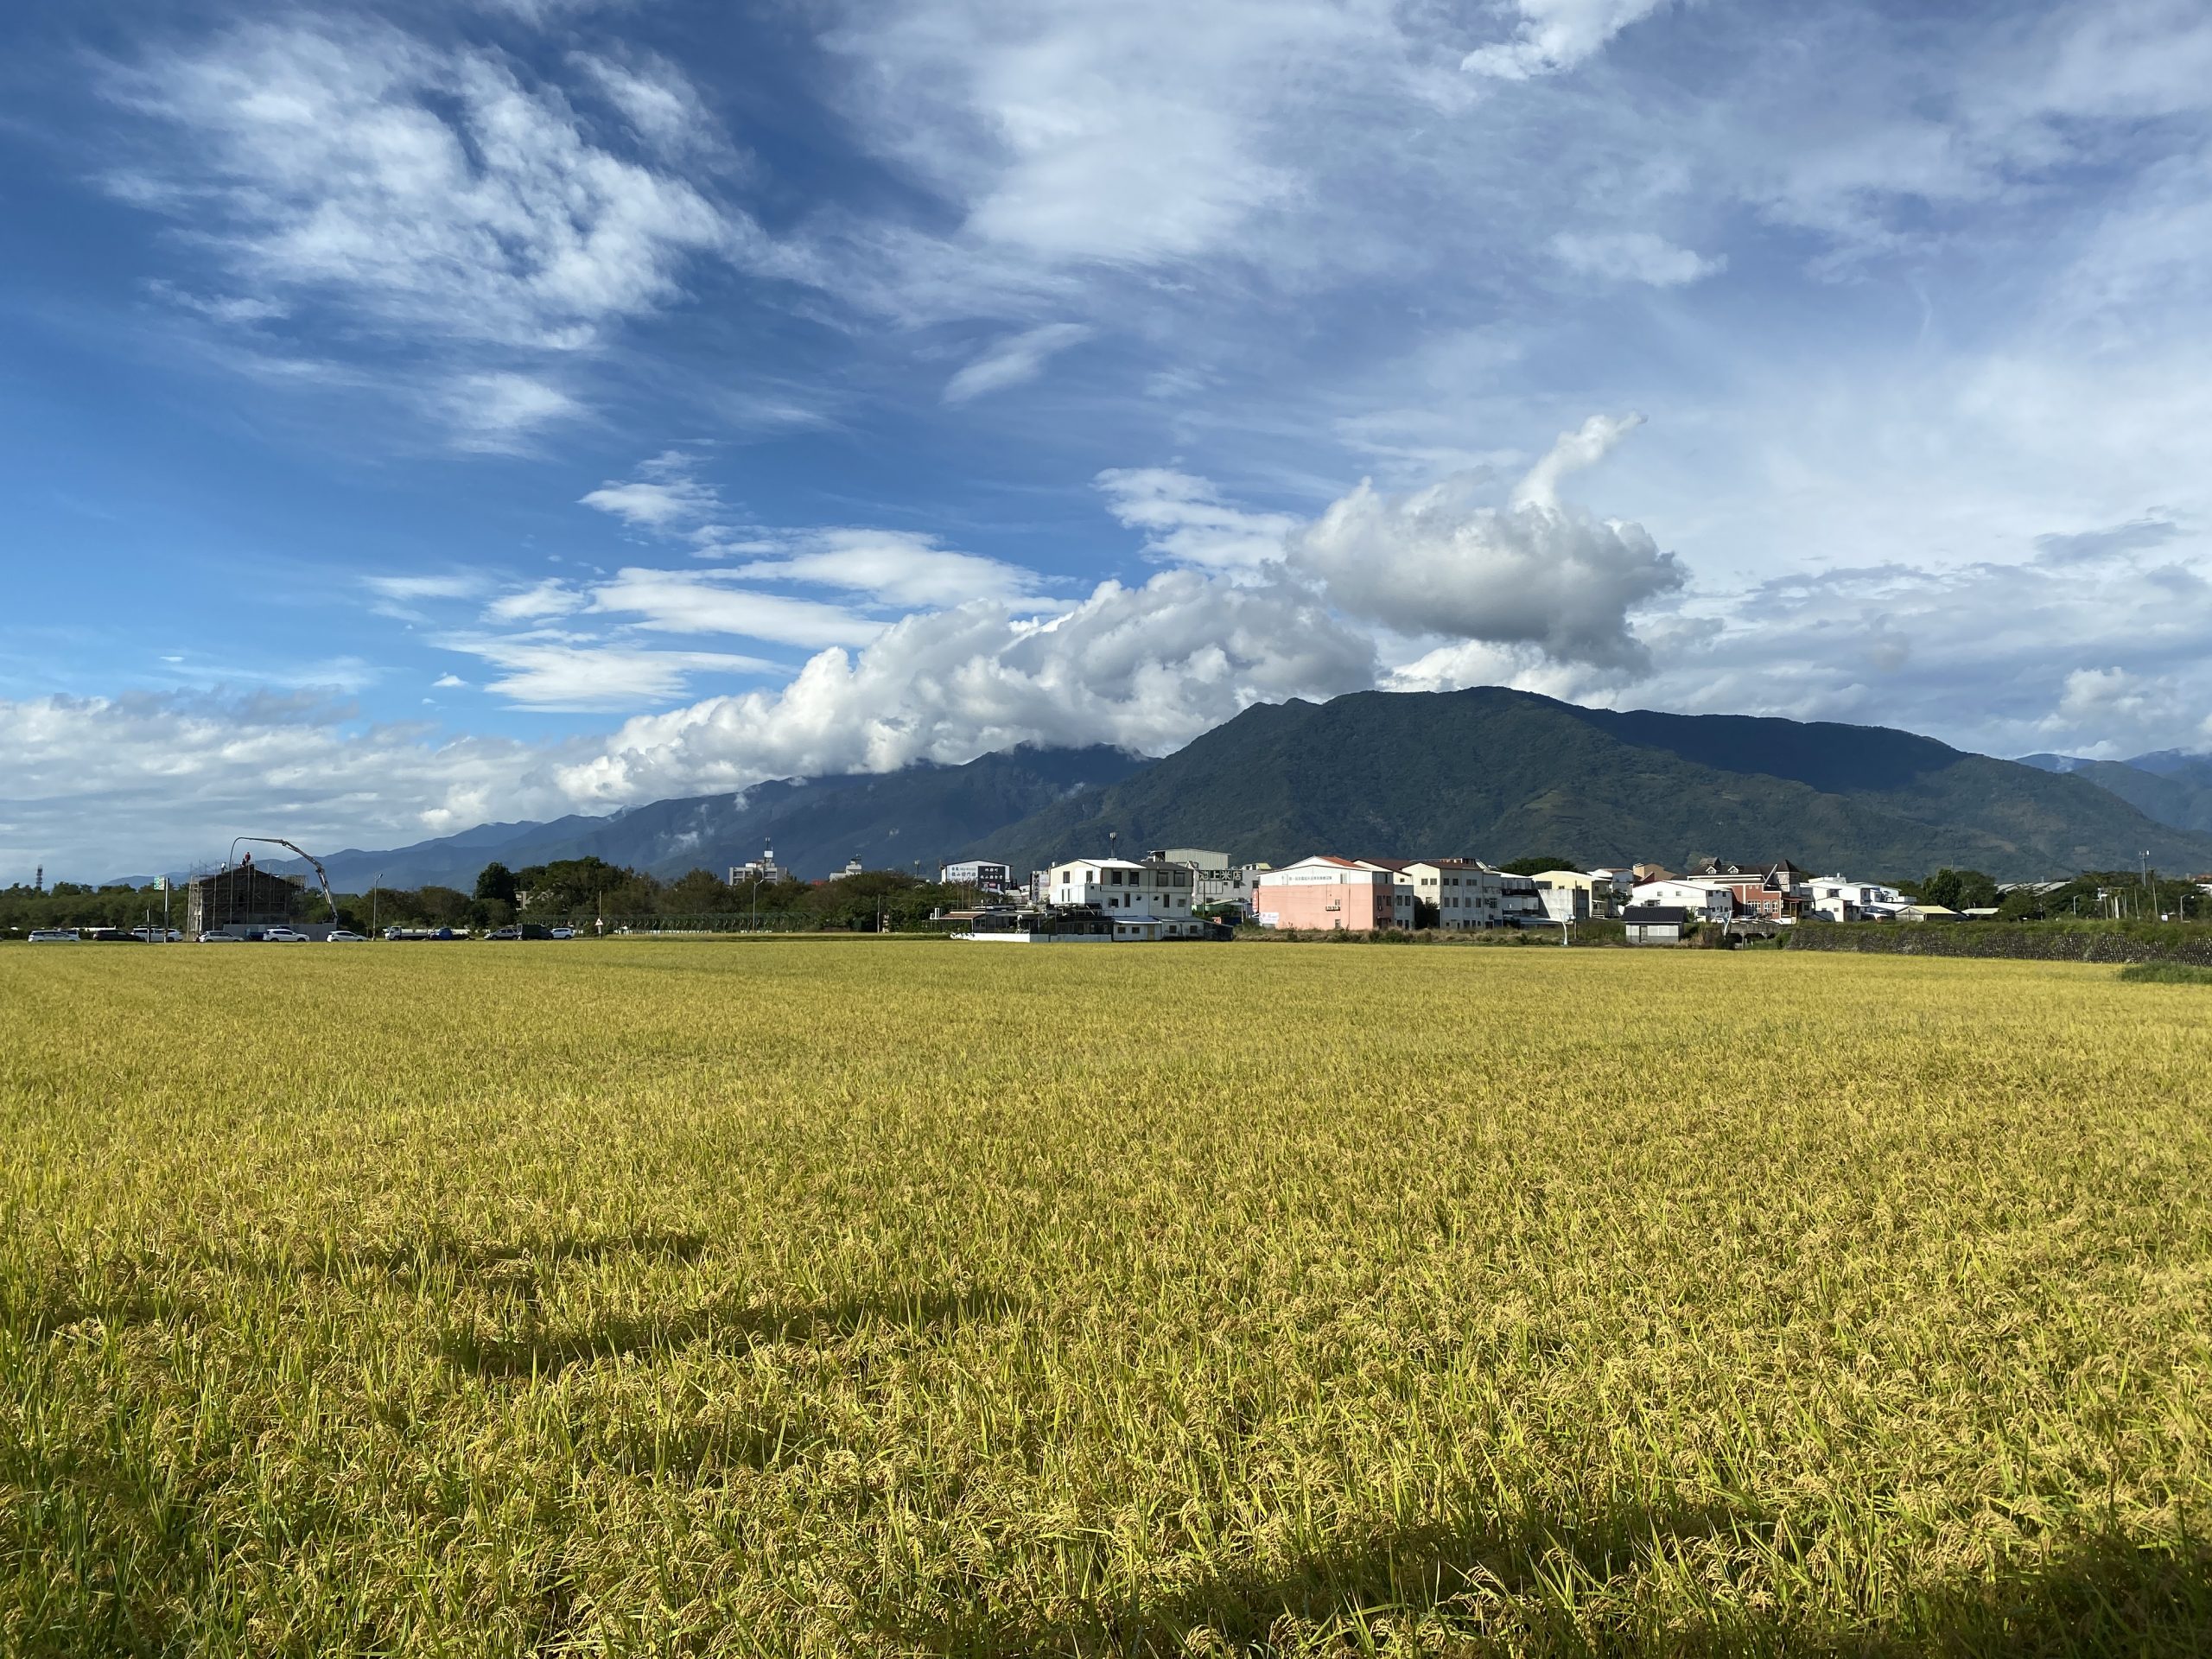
[{"left": 7, "top": 0, "right": 2212, "bottom": 875}]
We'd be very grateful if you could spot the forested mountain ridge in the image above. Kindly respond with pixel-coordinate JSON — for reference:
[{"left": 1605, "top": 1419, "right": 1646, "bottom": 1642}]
[{"left": 970, "top": 689, "right": 2212, "bottom": 882}]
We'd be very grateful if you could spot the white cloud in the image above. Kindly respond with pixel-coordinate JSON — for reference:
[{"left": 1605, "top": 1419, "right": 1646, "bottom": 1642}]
[
  {"left": 432, "top": 673, "right": 468, "bottom": 689},
  {"left": 1093, "top": 467, "right": 1300, "bottom": 572},
  {"left": 942, "top": 323, "right": 1092, "bottom": 404},
  {"left": 578, "top": 454, "right": 1051, "bottom": 605},
  {"left": 556, "top": 571, "right": 1376, "bottom": 803},
  {"left": 2044, "top": 666, "right": 2191, "bottom": 747},
  {"left": 570, "top": 49, "right": 723, "bottom": 160},
  {"left": 365, "top": 574, "right": 487, "bottom": 603},
  {"left": 1462, "top": 0, "right": 1675, "bottom": 80},
  {"left": 1551, "top": 230, "right": 1725, "bottom": 287},
  {"left": 0, "top": 691, "right": 570, "bottom": 879},
  {"left": 1264, "top": 416, "right": 1683, "bottom": 671},
  {"left": 578, "top": 449, "right": 734, "bottom": 541},
  {"left": 365, "top": 571, "right": 490, "bottom": 620},
  {"left": 105, "top": 19, "right": 740, "bottom": 352},
  {"left": 455, "top": 637, "right": 776, "bottom": 709},
  {"left": 433, "top": 372, "right": 581, "bottom": 453},
  {"left": 733, "top": 530, "right": 1046, "bottom": 607},
  {"left": 484, "top": 580, "right": 588, "bottom": 622},
  {"left": 585, "top": 569, "right": 885, "bottom": 648}
]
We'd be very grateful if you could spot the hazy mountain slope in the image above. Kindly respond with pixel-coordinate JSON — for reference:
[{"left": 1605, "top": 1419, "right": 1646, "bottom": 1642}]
[
  {"left": 2017, "top": 752, "right": 2212, "bottom": 835},
  {"left": 270, "top": 746, "right": 1143, "bottom": 888},
  {"left": 975, "top": 689, "right": 2212, "bottom": 880}
]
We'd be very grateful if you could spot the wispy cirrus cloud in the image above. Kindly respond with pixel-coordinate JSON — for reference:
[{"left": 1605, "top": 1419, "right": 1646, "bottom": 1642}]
[
  {"left": 941, "top": 323, "right": 1092, "bottom": 404},
  {"left": 104, "top": 18, "right": 740, "bottom": 350}
]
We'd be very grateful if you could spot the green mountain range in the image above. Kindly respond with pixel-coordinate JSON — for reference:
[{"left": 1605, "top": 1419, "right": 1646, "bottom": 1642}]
[
  {"left": 969, "top": 689, "right": 2212, "bottom": 882},
  {"left": 248, "top": 690, "right": 2212, "bottom": 891}
]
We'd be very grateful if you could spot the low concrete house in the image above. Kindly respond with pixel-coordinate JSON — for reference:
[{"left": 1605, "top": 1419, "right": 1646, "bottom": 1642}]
[{"left": 1621, "top": 905, "right": 1689, "bottom": 944}]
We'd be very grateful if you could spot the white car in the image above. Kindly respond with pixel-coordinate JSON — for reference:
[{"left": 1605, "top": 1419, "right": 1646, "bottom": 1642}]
[
  {"left": 326, "top": 930, "right": 367, "bottom": 943},
  {"left": 262, "top": 927, "right": 310, "bottom": 944},
  {"left": 550, "top": 926, "right": 575, "bottom": 939},
  {"left": 28, "top": 928, "right": 79, "bottom": 944}
]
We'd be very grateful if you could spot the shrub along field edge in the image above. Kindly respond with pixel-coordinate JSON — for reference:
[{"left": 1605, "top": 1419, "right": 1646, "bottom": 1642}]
[{"left": 1788, "top": 918, "right": 2212, "bottom": 964}]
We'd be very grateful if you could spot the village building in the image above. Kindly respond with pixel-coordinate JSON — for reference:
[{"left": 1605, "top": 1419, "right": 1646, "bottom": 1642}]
[
  {"left": 938, "top": 860, "right": 1013, "bottom": 891},
  {"left": 185, "top": 859, "right": 302, "bottom": 940},
  {"left": 1385, "top": 859, "right": 1504, "bottom": 929},
  {"left": 1629, "top": 878, "right": 1738, "bottom": 923},
  {"left": 1046, "top": 855, "right": 1201, "bottom": 937},
  {"left": 1254, "top": 856, "right": 1416, "bottom": 931},
  {"left": 1621, "top": 905, "right": 1690, "bottom": 944}
]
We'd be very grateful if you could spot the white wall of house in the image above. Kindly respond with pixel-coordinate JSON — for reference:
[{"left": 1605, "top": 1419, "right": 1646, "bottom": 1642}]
[
  {"left": 1048, "top": 856, "right": 1199, "bottom": 935},
  {"left": 1631, "top": 880, "right": 1735, "bottom": 920}
]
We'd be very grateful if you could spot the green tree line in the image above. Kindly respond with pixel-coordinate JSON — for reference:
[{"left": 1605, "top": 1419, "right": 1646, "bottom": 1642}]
[{"left": 3, "top": 857, "right": 1010, "bottom": 937}]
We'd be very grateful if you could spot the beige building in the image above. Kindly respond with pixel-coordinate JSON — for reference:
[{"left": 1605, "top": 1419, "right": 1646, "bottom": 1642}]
[
  {"left": 1397, "top": 859, "right": 1506, "bottom": 929},
  {"left": 1531, "top": 868, "right": 1618, "bottom": 918}
]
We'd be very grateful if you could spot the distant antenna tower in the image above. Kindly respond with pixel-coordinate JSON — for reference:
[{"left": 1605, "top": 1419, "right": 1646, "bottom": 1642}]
[{"left": 34, "top": 866, "right": 42, "bottom": 893}]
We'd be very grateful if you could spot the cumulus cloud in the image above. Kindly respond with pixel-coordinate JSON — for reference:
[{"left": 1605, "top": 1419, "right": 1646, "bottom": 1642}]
[
  {"left": 942, "top": 323, "right": 1092, "bottom": 404},
  {"left": 1291, "top": 416, "right": 1683, "bottom": 670},
  {"left": 1462, "top": 0, "right": 1675, "bottom": 80},
  {"left": 0, "top": 691, "right": 572, "bottom": 878},
  {"left": 2043, "top": 665, "right": 2193, "bottom": 747},
  {"left": 1551, "top": 230, "right": 1725, "bottom": 287},
  {"left": 556, "top": 572, "right": 1376, "bottom": 803}
]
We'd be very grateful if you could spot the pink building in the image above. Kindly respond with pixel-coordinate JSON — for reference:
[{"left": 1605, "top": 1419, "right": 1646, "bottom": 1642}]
[{"left": 1252, "top": 856, "right": 1416, "bottom": 930}]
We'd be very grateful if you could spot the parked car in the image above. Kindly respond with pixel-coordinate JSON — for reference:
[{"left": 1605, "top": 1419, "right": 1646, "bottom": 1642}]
[
  {"left": 262, "top": 926, "right": 310, "bottom": 943},
  {"left": 486, "top": 924, "right": 554, "bottom": 941},
  {"left": 549, "top": 926, "right": 575, "bottom": 940},
  {"left": 128, "top": 926, "right": 182, "bottom": 942},
  {"left": 326, "top": 930, "right": 367, "bottom": 943},
  {"left": 28, "top": 928, "right": 79, "bottom": 944}
]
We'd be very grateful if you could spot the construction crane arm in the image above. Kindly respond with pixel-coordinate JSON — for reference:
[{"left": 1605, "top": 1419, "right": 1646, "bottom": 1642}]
[{"left": 229, "top": 836, "right": 341, "bottom": 925}]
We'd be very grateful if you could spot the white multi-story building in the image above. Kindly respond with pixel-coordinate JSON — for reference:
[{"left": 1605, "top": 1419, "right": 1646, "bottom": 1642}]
[
  {"left": 729, "top": 844, "right": 780, "bottom": 884},
  {"left": 1391, "top": 860, "right": 1505, "bottom": 929},
  {"left": 1046, "top": 856, "right": 1202, "bottom": 938}
]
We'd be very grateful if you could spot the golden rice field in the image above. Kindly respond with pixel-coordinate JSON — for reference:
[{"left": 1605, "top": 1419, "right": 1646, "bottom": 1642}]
[{"left": 3, "top": 941, "right": 2209, "bottom": 1656}]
